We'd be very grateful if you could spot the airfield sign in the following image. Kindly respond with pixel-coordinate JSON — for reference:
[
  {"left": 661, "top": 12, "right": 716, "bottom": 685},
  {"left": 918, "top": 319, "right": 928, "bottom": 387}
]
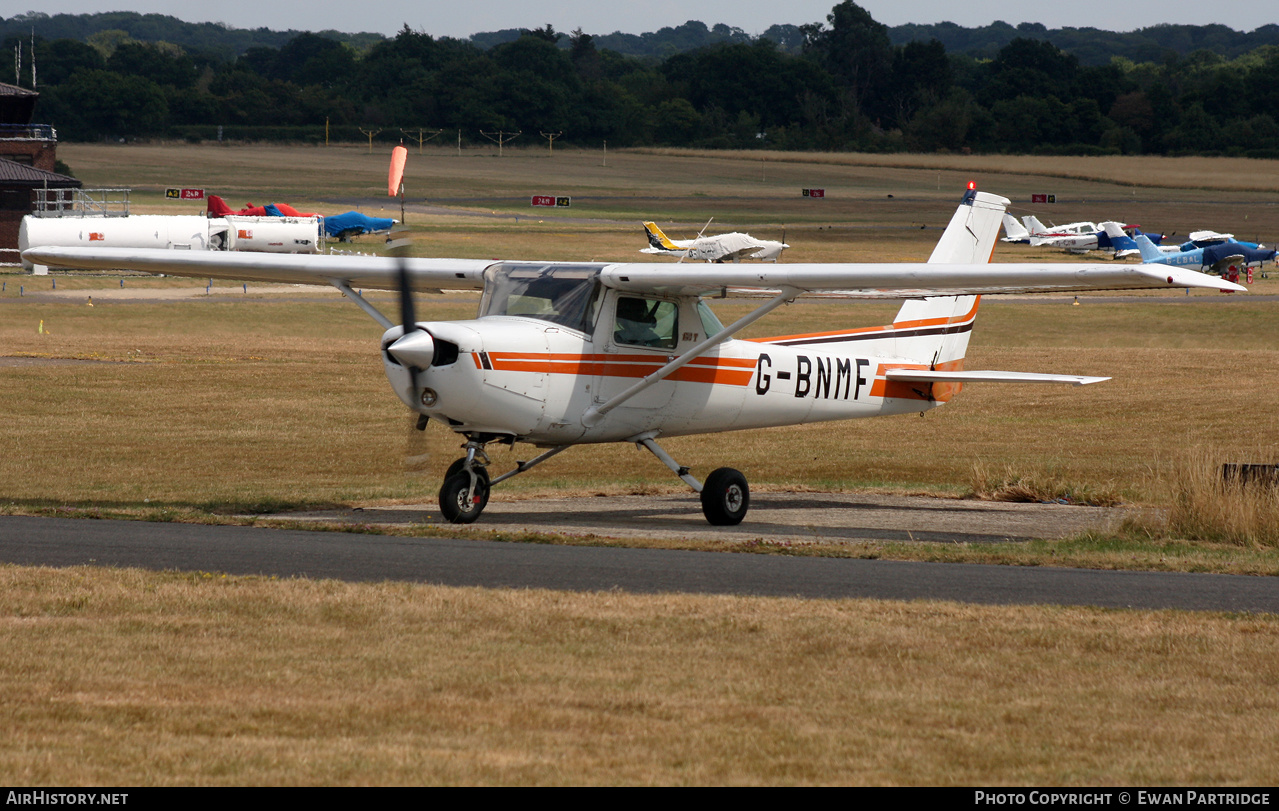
[
  {"left": 166, "top": 188, "right": 206, "bottom": 200},
  {"left": 1031, "top": 194, "right": 1056, "bottom": 204},
  {"left": 532, "top": 196, "right": 571, "bottom": 207}
]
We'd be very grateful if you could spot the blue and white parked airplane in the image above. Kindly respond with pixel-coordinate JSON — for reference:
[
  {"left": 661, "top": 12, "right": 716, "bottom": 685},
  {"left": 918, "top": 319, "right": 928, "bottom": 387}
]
[{"left": 1134, "top": 233, "right": 1275, "bottom": 273}]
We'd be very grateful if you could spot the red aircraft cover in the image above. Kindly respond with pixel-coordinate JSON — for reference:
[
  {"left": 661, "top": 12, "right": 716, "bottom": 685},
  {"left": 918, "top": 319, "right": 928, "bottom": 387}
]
[{"left": 206, "top": 195, "right": 319, "bottom": 218}]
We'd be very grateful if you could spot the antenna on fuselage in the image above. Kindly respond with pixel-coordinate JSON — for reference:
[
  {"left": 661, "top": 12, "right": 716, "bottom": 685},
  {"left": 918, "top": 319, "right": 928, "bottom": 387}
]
[{"left": 677, "top": 217, "right": 715, "bottom": 264}]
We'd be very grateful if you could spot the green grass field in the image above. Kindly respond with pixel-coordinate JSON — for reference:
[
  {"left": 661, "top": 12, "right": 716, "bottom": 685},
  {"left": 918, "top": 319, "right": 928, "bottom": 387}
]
[{"left": 3, "top": 144, "right": 1278, "bottom": 785}]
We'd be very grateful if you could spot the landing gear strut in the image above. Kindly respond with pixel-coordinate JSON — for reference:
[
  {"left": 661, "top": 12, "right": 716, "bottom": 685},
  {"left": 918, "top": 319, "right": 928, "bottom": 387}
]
[
  {"left": 434, "top": 433, "right": 752, "bottom": 526},
  {"left": 635, "top": 434, "right": 750, "bottom": 525},
  {"left": 436, "top": 437, "right": 571, "bottom": 524}
]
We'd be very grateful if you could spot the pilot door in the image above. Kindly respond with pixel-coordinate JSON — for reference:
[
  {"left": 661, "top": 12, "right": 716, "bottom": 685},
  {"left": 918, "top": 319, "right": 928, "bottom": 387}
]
[{"left": 592, "top": 292, "right": 679, "bottom": 411}]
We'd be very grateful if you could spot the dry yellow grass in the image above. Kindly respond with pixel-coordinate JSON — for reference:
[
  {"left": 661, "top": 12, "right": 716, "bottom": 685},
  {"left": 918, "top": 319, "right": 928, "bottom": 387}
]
[
  {"left": 1122, "top": 448, "right": 1279, "bottom": 548},
  {"left": 639, "top": 148, "right": 1279, "bottom": 194},
  {"left": 1, "top": 565, "right": 1276, "bottom": 786}
]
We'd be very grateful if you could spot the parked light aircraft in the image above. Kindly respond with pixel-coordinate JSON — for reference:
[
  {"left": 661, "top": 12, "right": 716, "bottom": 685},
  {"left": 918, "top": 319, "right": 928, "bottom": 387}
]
[
  {"left": 1178, "top": 231, "right": 1267, "bottom": 252},
  {"left": 1019, "top": 216, "right": 1163, "bottom": 257},
  {"left": 24, "top": 189, "right": 1244, "bottom": 526},
  {"left": 1185, "top": 230, "right": 1238, "bottom": 246},
  {"left": 641, "top": 221, "right": 788, "bottom": 262},
  {"left": 1023, "top": 215, "right": 1101, "bottom": 252},
  {"left": 1135, "top": 233, "right": 1275, "bottom": 274}
]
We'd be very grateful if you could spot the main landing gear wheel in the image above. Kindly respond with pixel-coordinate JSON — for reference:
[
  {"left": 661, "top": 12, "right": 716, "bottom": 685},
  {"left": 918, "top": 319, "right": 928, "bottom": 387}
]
[
  {"left": 439, "top": 462, "right": 490, "bottom": 524},
  {"left": 701, "top": 467, "right": 749, "bottom": 526}
]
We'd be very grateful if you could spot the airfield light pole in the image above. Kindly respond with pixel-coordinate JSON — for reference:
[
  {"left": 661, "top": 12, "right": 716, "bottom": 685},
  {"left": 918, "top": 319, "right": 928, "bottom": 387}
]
[
  {"left": 359, "top": 127, "right": 381, "bottom": 153},
  {"left": 479, "top": 129, "right": 521, "bottom": 157},
  {"left": 402, "top": 127, "right": 443, "bottom": 153},
  {"left": 540, "top": 131, "right": 563, "bottom": 155}
]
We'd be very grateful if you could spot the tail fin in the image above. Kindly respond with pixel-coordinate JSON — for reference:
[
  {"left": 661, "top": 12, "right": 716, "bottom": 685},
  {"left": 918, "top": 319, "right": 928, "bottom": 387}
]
[
  {"left": 206, "top": 195, "right": 235, "bottom": 218},
  {"left": 1022, "top": 215, "right": 1049, "bottom": 235},
  {"left": 1100, "top": 221, "right": 1140, "bottom": 258},
  {"left": 1134, "top": 234, "right": 1165, "bottom": 263},
  {"left": 1001, "top": 213, "right": 1030, "bottom": 242},
  {"left": 886, "top": 189, "right": 1009, "bottom": 370},
  {"left": 642, "top": 222, "right": 679, "bottom": 251},
  {"left": 926, "top": 189, "right": 1008, "bottom": 264}
]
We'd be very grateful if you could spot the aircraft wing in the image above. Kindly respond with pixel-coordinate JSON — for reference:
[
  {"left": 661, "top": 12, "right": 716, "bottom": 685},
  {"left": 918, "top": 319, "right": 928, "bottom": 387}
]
[
  {"left": 598, "top": 262, "right": 1246, "bottom": 297},
  {"left": 1208, "top": 254, "right": 1247, "bottom": 274},
  {"left": 24, "top": 248, "right": 1247, "bottom": 298},
  {"left": 22, "top": 247, "right": 491, "bottom": 292}
]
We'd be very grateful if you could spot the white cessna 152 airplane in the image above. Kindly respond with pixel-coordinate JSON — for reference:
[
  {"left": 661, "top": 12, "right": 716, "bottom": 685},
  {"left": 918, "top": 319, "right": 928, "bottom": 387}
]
[{"left": 24, "top": 188, "right": 1243, "bottom": 526}]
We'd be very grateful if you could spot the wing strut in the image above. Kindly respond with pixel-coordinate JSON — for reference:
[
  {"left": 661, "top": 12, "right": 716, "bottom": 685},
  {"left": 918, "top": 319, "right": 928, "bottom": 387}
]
[
  {"left": 582, "top": 287, "right": 797, "bottom": 427},
  {"left": 329, "top": 280, "right": 394, "bottom": 329}
]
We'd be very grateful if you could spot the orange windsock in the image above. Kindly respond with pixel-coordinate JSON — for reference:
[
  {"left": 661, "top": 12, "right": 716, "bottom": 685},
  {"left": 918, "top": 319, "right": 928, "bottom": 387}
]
[{"left": 388, "top": 145, "right": 407, "bottom": 196}]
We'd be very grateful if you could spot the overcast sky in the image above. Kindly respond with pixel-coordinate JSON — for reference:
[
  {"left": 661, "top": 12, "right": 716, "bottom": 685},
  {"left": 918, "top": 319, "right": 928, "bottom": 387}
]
[{"left": 0, "top": 1, "right": 1274, "bottom": 39}]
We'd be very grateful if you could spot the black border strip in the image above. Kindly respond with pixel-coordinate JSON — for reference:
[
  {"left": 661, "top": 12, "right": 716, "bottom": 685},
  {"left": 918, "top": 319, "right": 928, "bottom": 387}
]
[{"left": 768, "top": 321, "right": 975, "bottom": 347}]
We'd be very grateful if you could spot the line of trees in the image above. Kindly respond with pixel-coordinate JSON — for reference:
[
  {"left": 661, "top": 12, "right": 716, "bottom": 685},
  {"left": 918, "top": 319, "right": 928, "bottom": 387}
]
[{"left": 12, "top": 2, "right": 1279, "bottom": 157}]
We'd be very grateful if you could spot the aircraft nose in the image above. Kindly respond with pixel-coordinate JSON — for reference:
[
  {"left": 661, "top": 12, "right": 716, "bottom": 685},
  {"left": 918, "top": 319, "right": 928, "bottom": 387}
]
[{"left": 387, "top": 329, "right": 436, "bottom": 369}]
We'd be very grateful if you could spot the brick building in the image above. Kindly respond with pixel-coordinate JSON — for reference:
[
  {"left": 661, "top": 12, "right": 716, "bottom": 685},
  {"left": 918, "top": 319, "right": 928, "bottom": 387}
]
[{"left": 0, "top": 82, "right": 80, "bottom": 264}]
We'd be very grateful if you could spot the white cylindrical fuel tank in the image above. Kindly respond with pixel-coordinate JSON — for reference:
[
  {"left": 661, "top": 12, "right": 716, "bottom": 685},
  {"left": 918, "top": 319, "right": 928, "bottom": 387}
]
[
  {"left": 223, "top": 216, "right": 322, "bottom": 254},
  {"left": 19, "top": 215, "right": 219, "bottom": 269},
  {"left": 19, "top": 214, "right": 321, "bottom": 269}
]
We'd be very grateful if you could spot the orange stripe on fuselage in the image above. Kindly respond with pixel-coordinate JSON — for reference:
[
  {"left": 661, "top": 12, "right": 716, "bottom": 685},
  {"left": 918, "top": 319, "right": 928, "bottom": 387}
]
[
  {"left": 478, "top": 352, "right": 756, "bottom": 387},
  {"left": 869, "top": 359, "right": 966, "bottom": 402},
  {"left": 750, "top": 297, "right": 982, "bottom": 343}
]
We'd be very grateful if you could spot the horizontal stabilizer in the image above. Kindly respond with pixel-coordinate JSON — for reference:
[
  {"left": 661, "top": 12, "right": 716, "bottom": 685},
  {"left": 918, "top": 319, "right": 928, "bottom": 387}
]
[{"left": 884, "top": 369, "right": 1110, "bottom": 386}]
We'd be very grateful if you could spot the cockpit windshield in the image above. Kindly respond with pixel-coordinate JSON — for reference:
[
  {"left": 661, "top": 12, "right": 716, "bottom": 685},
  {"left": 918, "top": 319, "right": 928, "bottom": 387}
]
[{"left": 478, "top": 263, "right": 604, "bottom": 334}]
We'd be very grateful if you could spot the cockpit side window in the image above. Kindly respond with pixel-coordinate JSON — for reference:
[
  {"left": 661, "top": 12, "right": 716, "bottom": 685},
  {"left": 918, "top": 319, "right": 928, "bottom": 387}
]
[
  {"left": 696, "top": 299, "right": 724, "bottom": 339},
  {"left": 479, "top": 264, "right": 603, "bottom": 334},
  {"left": 614, "top": 296, "right": 678, "bottom": 349}
]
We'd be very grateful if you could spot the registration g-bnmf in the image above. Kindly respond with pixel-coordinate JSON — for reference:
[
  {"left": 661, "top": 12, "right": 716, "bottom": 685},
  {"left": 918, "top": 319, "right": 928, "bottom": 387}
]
[{"left": 24, "top": 187, "right": 1243, "bottom": 526}]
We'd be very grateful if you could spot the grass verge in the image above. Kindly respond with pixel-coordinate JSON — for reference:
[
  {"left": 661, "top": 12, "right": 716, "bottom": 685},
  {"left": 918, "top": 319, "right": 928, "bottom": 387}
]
[
  {"left": 1122, "top": 449, "right": 1279, "bottom": 549},
  {"left": 2, "top": 564, "right": 1277, "bottom": 785}
]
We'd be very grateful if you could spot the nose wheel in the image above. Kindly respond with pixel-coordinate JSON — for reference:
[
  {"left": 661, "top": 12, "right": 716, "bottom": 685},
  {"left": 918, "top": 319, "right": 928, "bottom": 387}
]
[
  {"left": 438, "top": 444, "right": 492, "bottom": 524},
  {"left": 439, "top": 461, "right": 490, "bottom": 523}
]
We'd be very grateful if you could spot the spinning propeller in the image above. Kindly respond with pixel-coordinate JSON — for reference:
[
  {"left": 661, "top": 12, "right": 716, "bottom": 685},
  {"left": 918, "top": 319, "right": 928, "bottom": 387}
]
[{"left": 383, "top": 228, "right": 437, "bottom": 470}]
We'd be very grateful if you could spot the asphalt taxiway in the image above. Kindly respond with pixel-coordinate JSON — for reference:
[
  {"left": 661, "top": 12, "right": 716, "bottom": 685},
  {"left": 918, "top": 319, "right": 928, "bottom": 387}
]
[{"left": 1, "top": 509, "right": 1275, "bottom": 613}]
